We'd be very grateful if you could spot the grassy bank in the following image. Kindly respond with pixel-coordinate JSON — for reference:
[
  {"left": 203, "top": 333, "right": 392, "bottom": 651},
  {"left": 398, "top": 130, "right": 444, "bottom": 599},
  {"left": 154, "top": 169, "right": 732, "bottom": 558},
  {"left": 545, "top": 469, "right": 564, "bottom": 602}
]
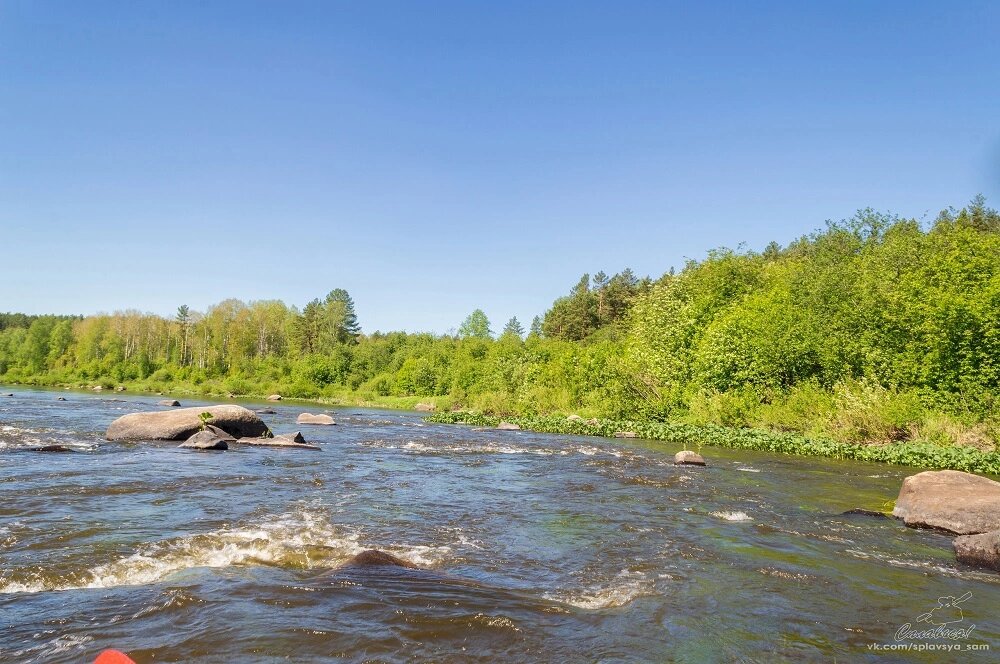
[{"left": 426, "top": 411, "right": 1000, "bottom": 475}]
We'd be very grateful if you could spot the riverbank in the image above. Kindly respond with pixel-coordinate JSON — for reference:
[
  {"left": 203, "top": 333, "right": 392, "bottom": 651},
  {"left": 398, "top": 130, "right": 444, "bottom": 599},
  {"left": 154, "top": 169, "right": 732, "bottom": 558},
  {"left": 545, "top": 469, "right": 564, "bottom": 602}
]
[
  {"left": 427, "top": 411, "right": 1000, "bottom": 475},
  {"left": 6, "top": 379, "right": 1000, "bottom": 474}
]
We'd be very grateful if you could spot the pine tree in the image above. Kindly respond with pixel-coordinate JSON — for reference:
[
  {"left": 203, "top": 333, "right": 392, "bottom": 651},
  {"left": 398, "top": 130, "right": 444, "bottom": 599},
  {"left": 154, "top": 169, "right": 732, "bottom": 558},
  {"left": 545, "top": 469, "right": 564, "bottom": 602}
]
[{"left": 501, "top": 316, "right": 525, "bottom": 339}]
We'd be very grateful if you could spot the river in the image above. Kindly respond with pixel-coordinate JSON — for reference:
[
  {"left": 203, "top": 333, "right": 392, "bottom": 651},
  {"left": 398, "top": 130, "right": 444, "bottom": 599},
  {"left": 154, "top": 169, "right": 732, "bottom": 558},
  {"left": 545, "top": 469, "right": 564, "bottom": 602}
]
[{"left": 1, "top": 387, "right": 997, "bottom": 662}]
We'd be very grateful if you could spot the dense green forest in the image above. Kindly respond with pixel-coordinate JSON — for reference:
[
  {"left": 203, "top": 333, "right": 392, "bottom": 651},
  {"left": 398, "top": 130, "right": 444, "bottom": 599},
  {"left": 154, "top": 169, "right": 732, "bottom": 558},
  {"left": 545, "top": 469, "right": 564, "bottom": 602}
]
[{"left": 3, "top": 198, "right": 999, "bottom": 451}]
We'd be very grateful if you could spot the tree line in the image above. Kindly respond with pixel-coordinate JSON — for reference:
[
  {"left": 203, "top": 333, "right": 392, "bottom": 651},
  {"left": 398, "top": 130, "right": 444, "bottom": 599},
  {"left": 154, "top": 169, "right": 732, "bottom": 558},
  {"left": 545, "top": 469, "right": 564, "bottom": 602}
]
[{"left": 2, "top": 197, "right": 998, "bottom": 449}]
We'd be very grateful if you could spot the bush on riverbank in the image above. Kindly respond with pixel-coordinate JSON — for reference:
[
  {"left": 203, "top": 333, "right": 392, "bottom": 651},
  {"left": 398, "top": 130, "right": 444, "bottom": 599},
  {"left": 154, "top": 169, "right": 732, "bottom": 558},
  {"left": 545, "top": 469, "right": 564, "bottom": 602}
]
[{"left": 426, "top": 412, "right": 1000, "bottom": 475}]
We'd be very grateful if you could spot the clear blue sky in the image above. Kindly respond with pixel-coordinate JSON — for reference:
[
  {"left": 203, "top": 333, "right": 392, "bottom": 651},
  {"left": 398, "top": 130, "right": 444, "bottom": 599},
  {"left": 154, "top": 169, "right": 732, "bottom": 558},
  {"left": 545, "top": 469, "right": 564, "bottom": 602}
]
[{"left": 2, "top": 1, "right": 998, "bottom": 333}]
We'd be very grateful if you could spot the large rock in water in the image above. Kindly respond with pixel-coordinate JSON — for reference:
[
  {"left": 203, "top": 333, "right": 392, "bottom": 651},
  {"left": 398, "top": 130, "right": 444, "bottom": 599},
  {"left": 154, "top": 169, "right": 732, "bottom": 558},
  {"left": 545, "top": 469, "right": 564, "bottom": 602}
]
[
  {"left": 674, "top": 450, "right": 706, "bottom": 466},
  {"left": 297, "top": 413, "right": 335, "bottom": 425},
  {"left": 892, "top": 470, "right": 1000, "bottom": 535},
  {"left": 954, "top": 531, "right": 1000, "bottom": 571},
  {"left": 106, "top": 405, "right": 270, "bottom": 441}
]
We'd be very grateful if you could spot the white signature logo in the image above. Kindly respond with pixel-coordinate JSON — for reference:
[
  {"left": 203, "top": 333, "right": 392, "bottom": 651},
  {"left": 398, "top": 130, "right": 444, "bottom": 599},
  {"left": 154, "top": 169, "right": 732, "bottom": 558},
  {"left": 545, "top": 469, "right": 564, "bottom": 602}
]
[{"left": 895, "top": 592, "right": 976, "bottom": 641}]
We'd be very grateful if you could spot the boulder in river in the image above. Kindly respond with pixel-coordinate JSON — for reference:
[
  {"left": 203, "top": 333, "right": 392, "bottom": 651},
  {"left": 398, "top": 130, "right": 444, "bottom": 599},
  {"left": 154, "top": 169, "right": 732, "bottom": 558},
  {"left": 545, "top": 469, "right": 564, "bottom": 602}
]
[
  {"left": 267, "top": 394, "right": 282, "bottom": 401},
  {"left": 341, "top": 549, "right": 418, "bottom": 569},
  {"left": 256, "top": 408, "right": 277, "bottom": 414},
  {"left": 158, "top": 400, "right": 181, "bottom": 407},
  {"left": 954, "top": 531, "right": 1000, "bottom": 572},
  {"left": 674, "top": 450, "right": 706, "bottom": 466},
  {"left": 2, "top": 393, "right": 13, "bottom": 397},
  {"left": 106, "top": 405, "right": 270, "bottom": 441},
  {"left": 297, "top": 413, "right": 335, "bottom": 425},
  {"left": 56, "top": 397, "right": 66, "bottom": 401},
  {"left": 179, "top": 430, "right": 229, "bottom": 450},
  {"left": 497, "top": 421, "right": 520, "bottom": 431},
  {"left": 236, "top": 431, "right": 320, "bottom": 450},
  {"left": 892, "top": 470, "right": 1000, "bottom": 534}
]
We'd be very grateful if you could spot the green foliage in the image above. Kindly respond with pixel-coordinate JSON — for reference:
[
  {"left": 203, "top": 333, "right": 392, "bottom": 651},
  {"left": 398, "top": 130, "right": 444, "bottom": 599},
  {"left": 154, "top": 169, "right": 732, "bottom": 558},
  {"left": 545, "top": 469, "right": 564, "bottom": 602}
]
[
  {"left": 426, "top": 412, "right": 1000, "bottom": 474},
  {"left": 1, "top": 199, "right": 999, "bottom": 464},
  {"left": 458, "top": 309, "right": 492, "bottom": 339}
]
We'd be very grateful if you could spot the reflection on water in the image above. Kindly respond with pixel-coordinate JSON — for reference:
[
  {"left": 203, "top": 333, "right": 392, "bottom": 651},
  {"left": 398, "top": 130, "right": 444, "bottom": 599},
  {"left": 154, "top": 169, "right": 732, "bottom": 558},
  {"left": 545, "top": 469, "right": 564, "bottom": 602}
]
[{"left": 0, "top": 388, "right": 997, "bottom": 662}]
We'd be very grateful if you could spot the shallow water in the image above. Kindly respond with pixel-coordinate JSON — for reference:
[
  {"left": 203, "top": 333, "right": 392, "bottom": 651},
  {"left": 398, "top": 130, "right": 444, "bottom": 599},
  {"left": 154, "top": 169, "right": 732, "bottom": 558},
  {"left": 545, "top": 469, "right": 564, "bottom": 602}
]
[{"left": 1, "top": 387, "right": 997, "bottom": 662}]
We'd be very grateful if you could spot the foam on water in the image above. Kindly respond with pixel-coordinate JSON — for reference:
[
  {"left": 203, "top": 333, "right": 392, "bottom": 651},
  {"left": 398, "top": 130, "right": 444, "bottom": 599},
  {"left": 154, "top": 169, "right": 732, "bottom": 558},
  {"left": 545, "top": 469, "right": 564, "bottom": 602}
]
[
  {"left": 711, "top": 510, "right": 753, "bottom": 522},
  {"left": 0, "top": 508, "right": 451, "bottom": 594},
  {"left": 545, "top": 569, "right": 655, "bottom": 609}
]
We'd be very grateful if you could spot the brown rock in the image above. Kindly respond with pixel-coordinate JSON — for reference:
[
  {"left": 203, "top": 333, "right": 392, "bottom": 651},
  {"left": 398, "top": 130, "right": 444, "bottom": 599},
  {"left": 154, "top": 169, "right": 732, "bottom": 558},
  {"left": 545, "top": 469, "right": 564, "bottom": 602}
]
[
  {"left": 341, "top": 550, "right": 417, "bottom": 569},
  {"left": 497, "top": 421, "right": 521, "bottom": 431},
  {"left": 892, "top": 470, "right": 1000, "bottom": 534},
  {"left": 414, "top": 402, "right": 435, "bottom": 412},
  {"left": 954, "top": 531, "right": 1000, "bottom": 571},
  {"left": 297, "top": 413, "right": 335, "bottom": 425},
  {"left": 674, "top": 450, "right": 706, "bottom": 466},
  {"left": 267, "top": 394, "right": 282, "bottom": 401},
  {"left": 107, "top": 405, "right": 270, "bottom": 441}
]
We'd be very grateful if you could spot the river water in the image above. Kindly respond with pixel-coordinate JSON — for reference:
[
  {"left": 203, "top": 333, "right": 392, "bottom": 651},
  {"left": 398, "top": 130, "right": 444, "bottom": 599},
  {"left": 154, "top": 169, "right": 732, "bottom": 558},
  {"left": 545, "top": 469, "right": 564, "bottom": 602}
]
[{"left": 1, "top": 387, "right": 997, "bottom": 662}]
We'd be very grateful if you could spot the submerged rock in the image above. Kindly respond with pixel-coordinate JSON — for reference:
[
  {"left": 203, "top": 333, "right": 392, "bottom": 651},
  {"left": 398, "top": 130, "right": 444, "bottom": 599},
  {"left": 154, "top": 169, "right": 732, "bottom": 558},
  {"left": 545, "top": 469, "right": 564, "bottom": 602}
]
[
  {"left": 19, "top": 444, "right": 74, "bottom": 453},
  {"left": 497, "top": 421, "right": 520, "bottom": 431},
  {"left": 106, "top": 405, "right": 270, "bottom": 441},
  {"left": 674, "top": 450, "right": 706, "bottom": 466},
  {"left": 256, "top": 408, "right": 277, "bottom": 414},
  {"left": 892, "top": 470, "right": 1000, "bottom": 534},
  {"left": 179, "top": 430, "right": 229, "bottom": 450},
  {"left": 341, "top": 549, "right": 418, "bottom": 569},
  {"left": 2, "top": 393, "right": 13, "bottom": 397},
  {"left": 840, "top": 508, "right": 890, "bottom": 519},
  {"left": 954, "top": 531, "right": 1000, "bottom": 571},
  {"left": 56, "top": 397, "right": 67, "bottom": 401},
  {"left": 158, "top": 400, "right": 181, "bottom": 407},
  {"left": 297, "top": 413, "right": 335, "bottom": 425}
]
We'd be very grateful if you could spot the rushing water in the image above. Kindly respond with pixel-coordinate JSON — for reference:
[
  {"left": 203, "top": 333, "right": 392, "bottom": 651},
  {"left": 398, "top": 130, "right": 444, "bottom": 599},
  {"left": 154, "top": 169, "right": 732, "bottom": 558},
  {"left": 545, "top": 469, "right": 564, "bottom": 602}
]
[{"left": 1, "top": 388, "right": 997, "bottom": 662}]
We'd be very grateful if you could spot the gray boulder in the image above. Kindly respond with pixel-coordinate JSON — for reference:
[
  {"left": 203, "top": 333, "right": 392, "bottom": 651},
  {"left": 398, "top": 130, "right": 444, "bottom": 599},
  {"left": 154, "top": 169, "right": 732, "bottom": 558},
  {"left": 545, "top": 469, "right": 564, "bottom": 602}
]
[
  {"left": 179, "top": 430, "right": 229, "bottom": 450},
  {"left": 158, "top": 400, "right": 181, "bottom": 407},
  {"left": 674, "top": 450, "right": 706, "bottom": 466},
  {"left": 954, "top": 531, "right": 1000, "bottom": 571},
  {"left": 497, "top": 421, "right": 521, "bottom": 431},
  {"left": 107, "top": 405, "right": 270, "bottom": 441},
  {"left": 267, "top": 394, "right": 282, "bottom": 401},
  {"left": 414, "top": 402, "right": 435, "bottom": 412},
  {"left": 892, "top": 470, "right": 1000, "bottom": 534},
  {"left": 297, "top": 412, "right": 335, "bottom": 425}
]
